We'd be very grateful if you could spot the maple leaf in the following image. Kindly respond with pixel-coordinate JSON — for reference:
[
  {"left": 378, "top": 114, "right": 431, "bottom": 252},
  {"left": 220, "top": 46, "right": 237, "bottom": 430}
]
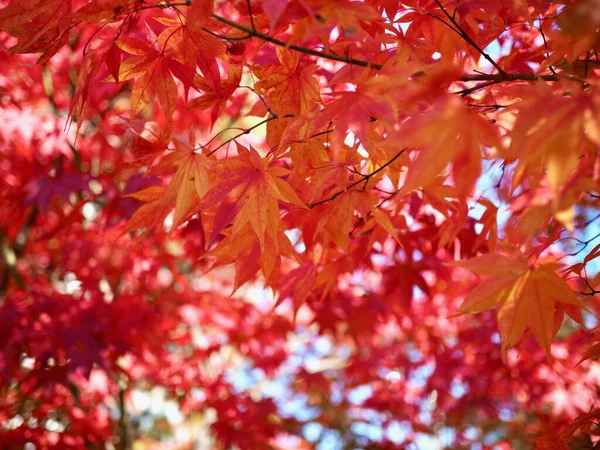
[
  {"left": 506, "top": 174, "right": 597, "bottom": 240},
  {"left": 306, "top": 190, "right": 399, "bottom": 251},
  {"left": 275, "top": 262, "right": 319, "bottom": 316},
  {"left": 205, "top": 224, "right": 296, "bottom": 291},
  {"left": 69, "top": 45, "right": 119, "bottom": 137},
  {"left": 154, "top": 135, "right": 212, "bottom": 227},
  {"left": 0, "top": 0, "right": 71, "bottom": 63},
  {"left": 532, "top": 428, "right": 570, "bottom": 450},
  {"left": 72, "top": 0, "right": 139, "bottom": 21},
  {"left": 382, "top": 262, "right": 430, "bottom": 315},
  {"left": 125, "top": 132, "right": 211, "bottom": 232},
  {"left": 126, "top": 120, "right": 172, "bottom": 161},
  {"left": 6, "top": 0, "right": 600, "bottom": 446},
  {"left": 253, "top": 47, "right": 320, "bottom": 147},
  {"left": 187, "top": 0, "right": 214, "bottom": 33},
  {"left": 280, "top": 125, "right": 330, "bottom": 172},
  {"left": 24, "top": 169, "right": 91, "bottom": 212},
  {"left": 115, "top": 27, "right": 178, "bottom": 125},
  {"left": 288, "top": 0, "right": 382, "bottom": 46},
  {"left": 198, "top": 144, "right": 306, "bottom": 251},
  {"left": 314, "top": 72, "right": 400, "bottom": 152},
  {"left": 188, "top": 65, "right": 242, "bottom": 126},
  {"left": 122, "top": 185, "right": 167, "bottom": 234},
  {"left": 451, "top": 250, "right": 582, "bottom": 359},
  {"left": 399, "top": 96, "right": 501, "bottom": 198},
  {"left": 474, "top": 197, "right": 498, "bottom": 253},
  {"left": 504, "top": 87, "right": 600, "bottom": 215},
  {"left": 149, "top": 16, "right": 225, "bottom": 98}
]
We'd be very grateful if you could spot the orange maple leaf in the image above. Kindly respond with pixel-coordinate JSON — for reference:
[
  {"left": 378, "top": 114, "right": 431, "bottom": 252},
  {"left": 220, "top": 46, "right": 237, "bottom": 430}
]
[
  {"left": 451, "top": 250, "right": 582, "bottom": 360},
  {"left": 153, "top": 16, "right": 226, "bottom": 100},
  {"left": 187, "top": 0, "right": 214, "bottom": 33},
  {"left": 474, "top": 197, "right": 498, "bottom": 253},
  {"left": 399, "top": 96, "right": 501, "bottom": 198},
  {"left": 507, "top": 87, "right": 600, "bottom": 197},
  {"left": 115, "top": 29, "right": 178, "bottom": 124},
  {"left": 199, "top": 144, "right": 306, "bottom": 252},
  {"left": 155, "top": 136, "right": 211, "bottom": 227},
  {"left": 205, "top": 223, "right": 297, "bottom": 291},
  {"left": 125, "top": 133, "right": 211, "bottom": 233},
  {"left": 253, "top": 47, "right": 320, "bottom": 147},
  {"left": 188, "top": 65, "right": 243, "bottom": 126},
  {"left": 314, "top": 73, "right": 400, "bottom": 152},
  {"left": 73, "top": 0, "right": 139, "bottom": 21},
  {"left": 307, "top": 190, "right": 399, "bottom": 251}
]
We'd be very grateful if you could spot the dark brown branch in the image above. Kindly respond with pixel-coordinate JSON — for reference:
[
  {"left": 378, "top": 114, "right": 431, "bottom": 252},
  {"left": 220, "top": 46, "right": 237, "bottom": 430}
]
[
  {"left": 454, "top": 79, "right": 505, "bottom": 97},
  {"left": 566, "top": 231, "right": 600, "bottom": 257},
  {"left": 454, "top": 72, "right": 578, "bottom": 96},
  {"left": 535, "top": 15, "right": 556, "bottom": 75},
  {"left": 209, "top": 11, "right": 572, "bottom": 89},
  {"left": 246, "top": 0, "right": 256, "bottom": 32},
  {"left": 466, "top": 103, "right": 508, "bottom": 112},
  {"left": 210, "top": 13, "right": 383, "bottom": 70},
  {"left": 309, "top": 149, "right": 406, "bottom": 209},
  {"left": 147, "top": 1, "right": 596, "bottom": 96},
  {"left": 455, "top": 71, "right": 588, "bottom": 96},
  {"left": 459, "top": 73, "right": 558, "bottom": 82},
  {"left": 117, "top": 382, "right": 132, "bottom": 450},
  {"left": 162, "top": 3, "right": 583, "bottom": 93}
]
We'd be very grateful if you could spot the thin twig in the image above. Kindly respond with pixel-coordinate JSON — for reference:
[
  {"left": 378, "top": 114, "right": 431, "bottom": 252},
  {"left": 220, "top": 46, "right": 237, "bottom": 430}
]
[
  {"left": 536, "top": 15, "right": 556, "bottom": 75},
  {"left": 309, "top": 149, "right": 406, "bottom": 208},
  {"left": 460, "top": 73, "right": 559, "bottom": 82},
  {"left": 454, "top": 79, "right": 505, "bottom": 96},
  {"left": 207, "top": 114, "right": 293, "bottom": 156},
  {"left": 433, "top": 0, "right": 505, "bottom": 74},
  {"left": 246, "top": 0, "right": 256, "bottom": 31}
]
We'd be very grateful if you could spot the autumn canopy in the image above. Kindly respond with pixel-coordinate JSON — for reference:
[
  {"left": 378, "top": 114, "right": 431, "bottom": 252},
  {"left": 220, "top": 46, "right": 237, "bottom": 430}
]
[{"left": 2, "top": 0, "right": 600, "bottom": 448}]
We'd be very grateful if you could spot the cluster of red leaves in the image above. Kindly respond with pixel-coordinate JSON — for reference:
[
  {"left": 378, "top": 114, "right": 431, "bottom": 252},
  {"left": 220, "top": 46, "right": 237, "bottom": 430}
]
[{"left": 1, "top": 0, "right": 600, "bottom": 449}]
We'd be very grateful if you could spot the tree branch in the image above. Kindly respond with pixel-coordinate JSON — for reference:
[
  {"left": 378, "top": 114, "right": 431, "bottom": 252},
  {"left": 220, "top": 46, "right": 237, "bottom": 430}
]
[
  {"left": 453, "top": 72, "right": 571, "bottom": 96},
  {"left": 158, "top": 1, "right": 594, "bottom": 99},
  {"left": 433, "top": 0, "right": 505, "bottom": 74},
  {"left": 158, "top": 3, "right": 585, "bottom": 94},
  {"left": 206, "top": 113, "right": 294, "bottom": 156},
  {"left": 309, "top": 149, "right": 406, "bottom": 209},
  {"left": 459, "top": 73, "right": 559, "bottom": 82},
  {"left": 207, "top": 10, "right": 571, "bottom": 90},
  {"left": 117, "top": 381, "right": 132, "bottom": 450},
  {"left": 209, "top": 13, "right": 383, "bottom": 69}
]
